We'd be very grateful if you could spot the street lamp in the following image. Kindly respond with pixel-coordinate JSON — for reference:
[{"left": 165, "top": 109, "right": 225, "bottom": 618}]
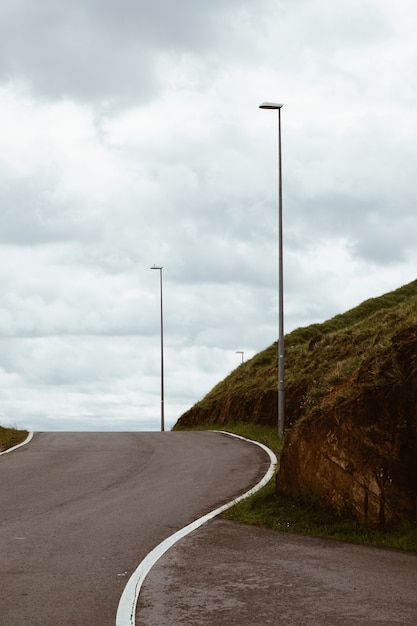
[
  {"left": 150, "top": 265, "right": 164, "bottom": 432},
  {"left": 236, "top": 351, "right": 244, "bottom": 363},
  {"left": 259, "top": 101, "right": 285, "bottom": 438}
]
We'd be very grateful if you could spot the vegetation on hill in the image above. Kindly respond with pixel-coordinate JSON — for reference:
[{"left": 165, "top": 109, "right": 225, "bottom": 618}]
[
  {"left": 0, "top": 426, "right": 29, "bottom": 452},
  {"left": 174, "top": 279, "right": 417, "bottom": 549},
  {"left": 175, "top": 279, "right": 417, "bottom": 431}
]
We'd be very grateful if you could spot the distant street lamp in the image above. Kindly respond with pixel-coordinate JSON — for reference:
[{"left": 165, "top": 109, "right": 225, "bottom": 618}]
[
  {"left": 236, "top": 351, "right": 244, "bottom": 363},
  {"left": 259, "top": 101, "right": 285, "bottom": 438},
  {"left": 150, "top": 265, "right": 164, "bottom": 432}
]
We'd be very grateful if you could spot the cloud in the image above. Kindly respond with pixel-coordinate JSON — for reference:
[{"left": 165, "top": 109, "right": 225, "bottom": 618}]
[
  {"left": 0, "top": 0, "right": 270, "bottom": 104},
  {"left": 0, "top": 0, "right": 416, "bottom": 430}
]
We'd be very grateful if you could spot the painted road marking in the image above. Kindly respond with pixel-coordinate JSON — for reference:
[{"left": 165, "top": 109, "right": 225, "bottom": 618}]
[{"left": 116, "top": 431, "right": 277, "bottom": 626}]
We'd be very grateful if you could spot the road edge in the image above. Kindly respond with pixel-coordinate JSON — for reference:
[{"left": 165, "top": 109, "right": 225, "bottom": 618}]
[
  {"left": 115, "top": 431, "right": 277, "bottom": 626},
  {"left": 0, "top": 431, "right": 34, "bottom": 456}
]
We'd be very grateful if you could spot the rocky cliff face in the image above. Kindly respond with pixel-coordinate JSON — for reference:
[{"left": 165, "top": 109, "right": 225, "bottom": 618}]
[{"left": 277, "top": 326, "right": 417, "bottom": 527}]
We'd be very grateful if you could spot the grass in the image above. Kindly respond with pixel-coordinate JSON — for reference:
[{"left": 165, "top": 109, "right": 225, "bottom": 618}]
[
  {"left": 0, "top": 426, "right": 29, "bottom": 452},
  {"left": 176, "top": 421, "right": 417, "bottom": 552},
  {"left": 286, "top": 278, "right": 417, "bottom": 347},
  {"left": 176, "top": 420, "right": 284, "bottom": 458},
  {"left": 174, "top": 279, "right": 417, "bottom": 549},
  {"left": 176, "top": 279, "right": 417, "bottom": 431},
  {"left": 223, "top": 480, "right": 417, "bottom": 552}
]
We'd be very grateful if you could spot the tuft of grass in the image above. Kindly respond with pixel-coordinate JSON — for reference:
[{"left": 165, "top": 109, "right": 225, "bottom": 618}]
[{"left": 0, "top": 426, "right": 29, "bottom": 452}]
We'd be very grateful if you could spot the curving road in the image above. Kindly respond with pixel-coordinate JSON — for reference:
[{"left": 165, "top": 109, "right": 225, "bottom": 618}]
[{"left": 0, "top": 431, "right": 269, "bottom": 626}]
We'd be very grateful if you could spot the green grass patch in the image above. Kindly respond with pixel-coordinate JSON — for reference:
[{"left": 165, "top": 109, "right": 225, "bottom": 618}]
[
  {"left": 173, "top": 420, "right": 284, "bottom": 458},
  {"left": 0, "top": 426, "right": 29, "bottom": 452},
  {"left": 222, "top": 481, "right": 417, "bottom": 552}
]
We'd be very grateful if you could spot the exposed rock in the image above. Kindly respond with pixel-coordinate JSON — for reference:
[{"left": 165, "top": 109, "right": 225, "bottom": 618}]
[
  {"left": 176, "top": 280, "right": 417, "bottom": 528},
  {"left": 177, "top": 388, "right": 278, "bottom": 428},
  {"left": 277, "top": 326, "right": 417, "bottom": 527}
]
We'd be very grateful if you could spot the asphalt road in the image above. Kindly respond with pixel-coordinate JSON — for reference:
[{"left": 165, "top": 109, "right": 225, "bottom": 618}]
[
  {"left": 139, "top": 517, "right": 417, "bottom": 625},
  {"left": 0, "top": 431, "right": 269, "bottom": 626}
]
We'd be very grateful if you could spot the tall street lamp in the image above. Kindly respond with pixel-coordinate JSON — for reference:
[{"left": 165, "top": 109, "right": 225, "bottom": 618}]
[
  {"left": 150, "top": 265, "right": 165, "bottom": 432},
  {"left": 259, "top": 102, "right": 285, "bottom": 438},
  {"left": 236, "top": 351, "right": 244, "bottom": 364}
]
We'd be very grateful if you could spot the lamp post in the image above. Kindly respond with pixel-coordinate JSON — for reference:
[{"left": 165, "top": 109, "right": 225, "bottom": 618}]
[
  {"left": 236, "top": 351, "right": 244, "bottom": 363},
  {"left": 150, "top": 265, "right": 164, "bottom": 432},
  {"left": 259, "top": 101, "right": 285, "bottom": 438}
]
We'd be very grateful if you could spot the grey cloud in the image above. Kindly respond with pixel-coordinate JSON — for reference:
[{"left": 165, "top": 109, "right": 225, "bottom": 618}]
[
  {"left": 0, "top": 182, "right": 101, "bottom": 246},
  {"left": 0, "top": 0, "right": 261, "bottom": 103},
  {"left": 0, "top": 0, "right": 416, "bottom": 431},
  {"left": 286, "top": 190, "right": 417, "bottom": 266},
  {"left": 352, "top": 214, "right": 417, "bottom": 264},
  {"left": 0, "top": 181, "right": 59, "bottom": 245}
]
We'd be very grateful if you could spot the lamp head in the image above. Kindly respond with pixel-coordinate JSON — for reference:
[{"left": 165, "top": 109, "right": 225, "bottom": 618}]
[{"left": 259, "top": 102, "right": 283, "bottom": 109}]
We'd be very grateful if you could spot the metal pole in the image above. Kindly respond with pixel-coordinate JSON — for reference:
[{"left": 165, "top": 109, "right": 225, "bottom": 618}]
[
  {"left": 159, "top": 268, "right": 165, "bottom": 432},
  {"left": 259, "top": 102, "right": 285, "bottom": 438},
  {"left": 151, "top": 265, "right": 165, "bottom": 432},
  {"left": 277, "top": 107, "right": 285, "bottom": 438}
]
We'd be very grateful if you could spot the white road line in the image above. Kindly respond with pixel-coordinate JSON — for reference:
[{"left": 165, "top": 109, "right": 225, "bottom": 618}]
[
  {"left": 116, "top": 431, "right": 277, "bottom": 626},
  {"left": 0, "top": 431, "right": 34, "bottom": 456}
]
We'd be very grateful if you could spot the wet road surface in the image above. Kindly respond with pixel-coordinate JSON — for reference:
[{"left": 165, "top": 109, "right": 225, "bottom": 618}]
[
  {"left": 0, "top": 431, "right": 268, "bottom": 626},
  {"left": 139, "top": 517, "right": 417, "bottom": 625}
]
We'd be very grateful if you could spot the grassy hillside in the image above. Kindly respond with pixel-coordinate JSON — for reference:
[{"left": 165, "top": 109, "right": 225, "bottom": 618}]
[
  {"left": 175, "top": 278, "right": 417, "bottom": 431},
  {"left": 0, "top": 426, "right": 29, "bottom": 452},
  {"left": 174, "top": 279, "right": 417, "bottom": 549}
]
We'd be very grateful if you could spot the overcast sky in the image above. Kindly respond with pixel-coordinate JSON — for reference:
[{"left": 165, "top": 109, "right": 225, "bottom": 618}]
[{"left": 1, "top": 0, "right": 416, "bottom": 431}]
